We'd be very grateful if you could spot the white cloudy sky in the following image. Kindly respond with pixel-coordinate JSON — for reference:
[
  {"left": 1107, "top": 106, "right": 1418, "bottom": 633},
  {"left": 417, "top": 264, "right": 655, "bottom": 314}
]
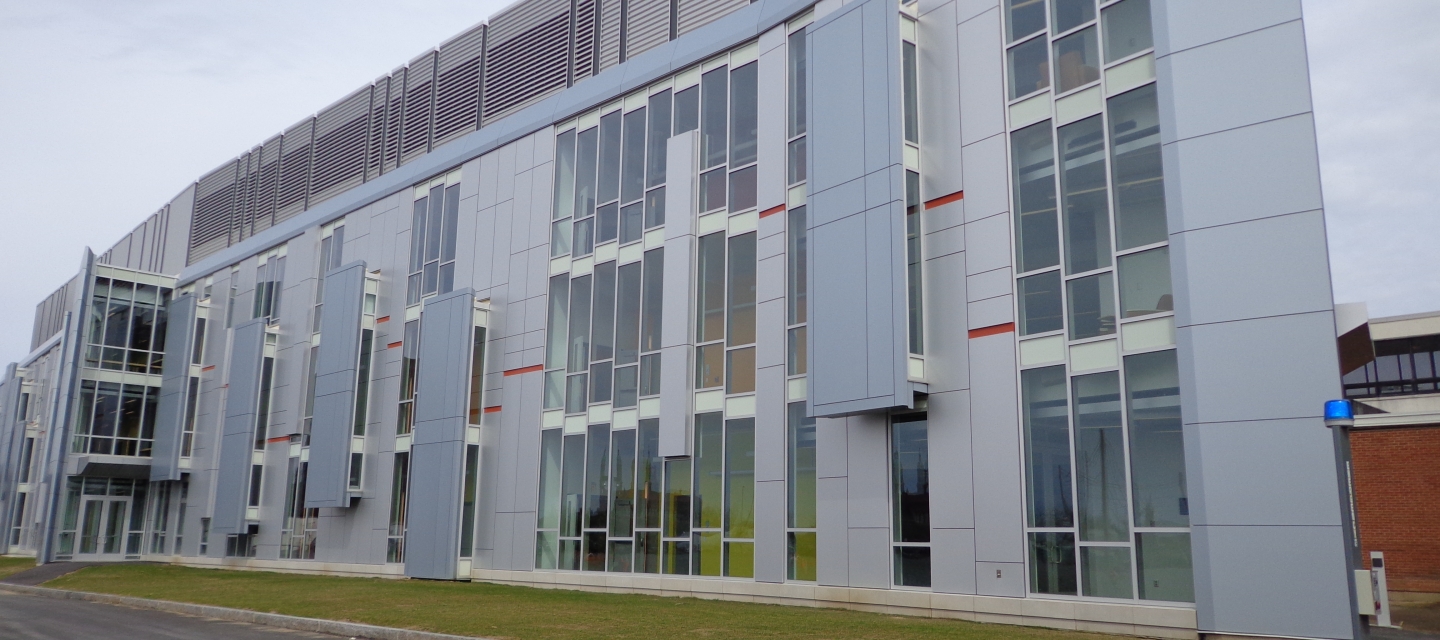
[{"left": 0, "top": 0, "right": 1436, "bottom": 366}]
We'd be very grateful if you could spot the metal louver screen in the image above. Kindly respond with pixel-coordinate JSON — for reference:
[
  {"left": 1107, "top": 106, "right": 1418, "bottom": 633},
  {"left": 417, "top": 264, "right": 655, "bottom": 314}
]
[
  {"left": 432, "top": 24, "right": 486, "bottom": 149},
  {"left": 366, "top": 76, "right": 389, "bottom": 181},
  {"left": 383, "top": 70, "right": 406, "bottom": 173},
  {"left": 254, "top": 135, "right": 282, "bottom": 232},
  {"left": 400, "top": 51, "right": 437, "bottom": 166},
  {"left": 188, "top": 160, "right": 238, "bottom": 263},
  {"left": 625, "top": 0, "right": 671, "bottom": 59},
  {"left": 597, "top": 0, "right": 623, "bottom": 72},
  {"left": 677, "top": 0, "right": 747, "bottom": 36},
  {"left": 572, "top": 0, "right": 598, "bottom": 83},
  {"left": 229, "top": 151, "right": 256, "bottom": 246},
  {"left": 276, "top": 118, "right": 314, "bottom": 222},
  {"left": 309, "top": 86, "right": 371, "bottom": 207},
  {"left": 483, "top": 0, "right": 570, "bottom": 125}
]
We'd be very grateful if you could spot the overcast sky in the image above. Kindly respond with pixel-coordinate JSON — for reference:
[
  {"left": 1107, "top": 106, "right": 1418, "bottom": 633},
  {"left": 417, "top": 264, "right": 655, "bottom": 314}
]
[{"left": 0, "top": 0, "right": 1436, "bottom": 366}]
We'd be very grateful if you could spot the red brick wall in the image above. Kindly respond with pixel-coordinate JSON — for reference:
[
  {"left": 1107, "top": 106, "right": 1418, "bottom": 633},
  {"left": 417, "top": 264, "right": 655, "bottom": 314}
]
[{"left": 1352, "top": 424, "right": 1440, "bottom": 593}]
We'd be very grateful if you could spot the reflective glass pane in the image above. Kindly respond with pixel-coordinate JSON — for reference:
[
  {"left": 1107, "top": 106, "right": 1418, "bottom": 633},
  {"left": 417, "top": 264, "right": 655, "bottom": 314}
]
[
  {"left": 561, "top": 434, "right": 586, "bottom": 536},
  {"left": 1108, "top": 85, "right": 1167, "bottom": 249},
  {"left": 1118, "top": 247, "right": 1172, "bottom": 318},
  {"left": 1103, "top": 0, "right": 1153, "bottom": 63},
  {"left": 728, "top": 166, "right": 757, "bottom": 213},
  {"left": 1012, "top": 121, "right": 1060, "bottom": 272},
  {"left": 647, "top": 91, "right": 672, "bottom": 188},
  {"left": 1073, "top": 372, "right": 1128, "bottom": 542},
  {"left": 1008, "top": 36, "right": 1051, "bottom": 100},
  {"left": 726, "top": 347, "right": 756, "bottom": 394},
  {"left": 697, "top": 233, "right": 726, "bottom": 342},
  {"left": 1059, "top": 115, "right": 1111, "bottom": 274},
  {"left": 1053, "top": 27, "right": 1100, "bottom": 93},
  {"left": 724, "top": 418, "right": 755, "bottom": 539},
  {"left": 574, "top": 127, "right": 599, "bottom": 220},
  {"left": 1029, "top": 532, "right": 1077, "bottom": 595},
  {"left": 788, "top": 532, "right": 816, "bottom": 581},
  {"left": 1023, "top": 366, "right": 1072, "bottom": 528},
  {"left": 1053, "top": 0, "right": 1095, "bottom": 34},
  {"left": 598, "top": 111, "right": 622, "bottom": 205},
  {"left": 1125, "top": 350, "right": 1187, "bottom": 527},
  {"left": 1081, "top": 546, "right": 1133, "bottom": 598},
  {"left": 696, "top": 344, "right": 723, "bottom": 389},
  {"left": 1067, "top": 271, "right": 1116, "bottom": 340},
  {"left": 891, "top": 417, "right": 930, "bottom": 544},
  {"left": 1137, "top": 532, "right": 1194, "bottom": 602},
  {"left": 553, "top": 130, "right": 576, "bottom": 221},
  {"left": 729, "top": 62, "right": 758, "bottom": 166},
  {"left": 894, "top": 546, "right": 932, "bottom": 588},
  {"left": 787, "top": 30, "right": 807, "bottom": 137},
  {"left": 700, "top": 67, "right": 728, "bottom": 169},
  {"left": 621, "top": 107, "right": 647, "bottom": 204},
  {"left": 727, "top": 233, "right": 757, "bottom": 346},
  {"left": 692, "top": 413, "right": 724, "bottom": 530},
  {"left": 1018, "top": 271, "right": 1064, "bottom": 335},
  {"left": 1006, "top": 0, "right": 1047, "bottom": 42}
]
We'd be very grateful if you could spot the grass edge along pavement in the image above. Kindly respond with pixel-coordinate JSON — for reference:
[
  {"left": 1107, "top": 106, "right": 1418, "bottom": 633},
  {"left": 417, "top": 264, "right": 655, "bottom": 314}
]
[
  {"left": 0, "top": 555, "right": 36, "bottom": 579},
  {"left": 43, "top": 563, "right": 1127, "bottom": 640}
]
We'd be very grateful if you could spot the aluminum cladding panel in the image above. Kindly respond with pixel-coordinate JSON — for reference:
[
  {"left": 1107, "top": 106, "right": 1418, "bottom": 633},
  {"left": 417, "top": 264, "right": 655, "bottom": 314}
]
[
  {"left": 212, "top": 319, "right": 267, "bottom": 536},
  {"left": 405, "top": 288, "right": 476, "bottom": 579},
  {"left": 805, "top": 0, "right": 909, "bottom": 418},
  {"left": 305, "top": 262, "right": 368, "bottom": 509},
  {"left": 150, "top": 295, "right": 198, "bottom": 482}
]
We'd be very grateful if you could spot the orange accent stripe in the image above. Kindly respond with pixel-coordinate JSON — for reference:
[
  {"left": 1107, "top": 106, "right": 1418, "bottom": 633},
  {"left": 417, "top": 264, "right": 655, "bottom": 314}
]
[
  {"left": 968, "top": 322, "right": 1015, "bottom": 339},
  {"left": 201, "top": 365, "right": 216, "bottom": 372},
  {"left": 483, "top": 406, "right": 503, "bottom": 414},
  {"left": 376, "top": 316, "right": 391, "bottom": 323},
  {"left": 924, "top": 190, "right": 964, "bottom": 210},
  {"left": 759, "top": 204, "right": 785, "bottom": 218},
  {"left": 266, "top": 435, "right": 291, "bottom": 444},
  {"left": 504, "top": 364, "right": 544, "bottom": 377},
  {"left": 387, "top": 341, "right": 403, "bottom": 349}
]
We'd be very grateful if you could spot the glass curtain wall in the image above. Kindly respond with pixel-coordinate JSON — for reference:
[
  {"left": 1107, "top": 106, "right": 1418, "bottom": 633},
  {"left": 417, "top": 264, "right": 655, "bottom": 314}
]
[
  {"left": 1007, "top": 0, "right": 1190, "bottom": 603},
  {"left": 406, "top": 173, "right": 462, "bottom": 306},
  {"left": 84, "top": 277, "right": 172, "bottom": 374}
]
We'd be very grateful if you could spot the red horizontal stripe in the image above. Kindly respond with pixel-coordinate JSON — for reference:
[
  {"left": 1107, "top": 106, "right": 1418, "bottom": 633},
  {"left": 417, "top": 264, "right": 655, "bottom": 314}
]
[
  {"left": 759, "top": 204, "right": 785, "bottom": 218},
  {"left": 387, "top": 341, "right": 403, "bottom": 349},
  {"left": 968, "top": 322, "right": 1015, "bottom": 339},
  {"left": 504, "top": 364, "right": 544, "bottom": 377},
  {"left": 924, "top": 190, "right": 964, "bottom": 210},
  {"left": 201, "top": 365, "right": 216, "bottom": 372},
  {"left": 376, "top": 316, "right": 391, "bottom": 323},
  {"left": 266, "top": 435, "right": 291, "bottom": 444},
  {"left": 483, "top": 406, "right": 503, "bottom": 414}
]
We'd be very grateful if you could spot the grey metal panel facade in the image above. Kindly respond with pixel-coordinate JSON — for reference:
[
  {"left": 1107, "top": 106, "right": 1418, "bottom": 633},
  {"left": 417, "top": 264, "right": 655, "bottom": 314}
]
[
  {"left": 658, "top": 131, "right": 696, "bottom": 458},
  {"left": 305, "top": 261, "right": 368, "bottom": 508},
  {"left": 213, "top": 318, "right": 266, "bottom": 536},
  {"left": 150, "top": 294, "right": 198, "bottom": 482},
  {"left": 1153, "top": 1, "right": 1354, "bottom": 637},
  {"left": 805, "top": 0, "right": 909, "bottom": 418},
  {"left": 406, "top": 288, "right": 476, "bottom": 579}
]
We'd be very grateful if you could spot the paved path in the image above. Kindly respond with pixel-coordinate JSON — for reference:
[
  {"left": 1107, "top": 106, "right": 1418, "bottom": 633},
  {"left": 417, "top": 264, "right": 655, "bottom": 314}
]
[
  {"left": 0, "top": 590, "right": 341, "bottom": 640},
  {"left": 0, "top": 561, "right": 96, "bottom": 586}
]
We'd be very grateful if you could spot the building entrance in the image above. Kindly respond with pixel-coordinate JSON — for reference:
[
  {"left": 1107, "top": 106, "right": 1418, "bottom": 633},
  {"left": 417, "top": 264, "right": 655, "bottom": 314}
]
[{"left": 56, "top": 477, "right": 147, "bottom": 561}]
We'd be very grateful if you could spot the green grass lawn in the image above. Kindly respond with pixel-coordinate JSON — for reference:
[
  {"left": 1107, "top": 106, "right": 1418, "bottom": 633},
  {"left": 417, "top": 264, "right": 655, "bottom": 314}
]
[
  {"left": 0, "top": 556, "right": 36, "bottom": 579},
  {"left": 46, "top": 564, "right": 1121, "bottom": 640}
]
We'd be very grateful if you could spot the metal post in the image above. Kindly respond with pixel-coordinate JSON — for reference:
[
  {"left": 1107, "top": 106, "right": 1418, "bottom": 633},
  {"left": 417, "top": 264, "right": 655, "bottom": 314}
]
[{"left": 1325, "top": 399, "right": 1369, "bottom": 640}]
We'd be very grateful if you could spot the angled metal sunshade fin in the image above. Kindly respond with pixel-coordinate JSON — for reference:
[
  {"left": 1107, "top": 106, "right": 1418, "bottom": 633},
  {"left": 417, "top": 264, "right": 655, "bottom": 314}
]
[
  {"left": 150, "top": 294, "right": 198, "bottom": 483},
  {"left": 254, "top": 134, "right": 283, "bottom": 232},
  {"left": 572, "top": 0, "right": 599, "bottom": 83},
  {"left": 805, "top": 0, "right": 911, "bottom": 418},
  {"left": 382, "top": 68, "right": 407, "bottom": 174},
  {"left": 405, "top": 287, "right": 477, "bottom": 580},
  {"left": 305, "top": 261, "right": 369, "bottom": 509},
  {"left": 212, "top": 318, "right": 267, "bottom": 536}
]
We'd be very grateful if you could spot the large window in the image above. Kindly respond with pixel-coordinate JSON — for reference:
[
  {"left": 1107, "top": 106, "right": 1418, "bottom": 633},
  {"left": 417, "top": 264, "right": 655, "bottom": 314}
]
[
  {"left": 1008, "top": 0, "right": 1186, "bottom": 604},
  {"left": 73, "top": 380, "right": 158, "bottom": 457},
  {"left": 406, "top": 173, "right": 461, "bottom": 306},
  {"left": 84, "top": 277, "right": 172, "bottom": 374},
  {"left": 787, "top": 402, "right": 816, "bottom": 580},
  {"left": 1343, "top": 335, "right": 1440, "bottom": 398},
  {"left": 253, "top": 248, "right": 286, "bottom": 325},
  {"left": 891, "top": 414, "right": 930, "bottom": 588}
]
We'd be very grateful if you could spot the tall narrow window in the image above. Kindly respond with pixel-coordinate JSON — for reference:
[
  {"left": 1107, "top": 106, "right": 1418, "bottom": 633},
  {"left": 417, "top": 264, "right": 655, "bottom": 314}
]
[
  {"left": 1013, "top": 121, "right": 1060, "bottom": 273},
  {"left": 787, "top": 402, "right": 816, "bottom": 580},
  {"left": 397, "top": 320, "right": 420, "bottom": 434},
  {"left": 459, "top": 444, "right": 480, "bottom": 559},
  {"left": 536, "top": 428, "right": 562, "bottom": 569},
  {"left": 905, "top": 171, "right": 923, "bottom": 355},
  {"left": 387, "top": 452, "right": 410, "bottom": 563},
  {"left": 700, "top": 67, "right": 728, "bottom": 170},
  {"left": 1059, "top": 115, "right": 1111, "bottom": 275},
  {"left": 891, "top": 414, "right": 930, "bottom": 588}
]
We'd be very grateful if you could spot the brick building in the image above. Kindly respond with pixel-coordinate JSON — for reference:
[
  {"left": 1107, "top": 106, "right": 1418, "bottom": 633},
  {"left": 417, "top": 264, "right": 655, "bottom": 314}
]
[{"left": 1340, "top": 308, "right": 1440, "bottom": 593}]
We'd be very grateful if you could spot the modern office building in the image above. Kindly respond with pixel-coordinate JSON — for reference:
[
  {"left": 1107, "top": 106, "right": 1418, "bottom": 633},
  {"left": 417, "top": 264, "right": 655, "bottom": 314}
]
[{"left": 0, "top": 0, "right": 1367, "bottom": 638}]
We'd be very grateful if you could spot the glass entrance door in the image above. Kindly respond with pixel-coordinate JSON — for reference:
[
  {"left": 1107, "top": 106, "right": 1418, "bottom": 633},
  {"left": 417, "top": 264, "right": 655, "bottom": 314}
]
[{"left": 77, "top": 497, "right": 130, "bottom": 559}]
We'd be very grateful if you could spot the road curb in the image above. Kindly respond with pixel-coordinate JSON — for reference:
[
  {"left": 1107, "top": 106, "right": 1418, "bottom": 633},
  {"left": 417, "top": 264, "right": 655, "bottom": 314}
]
[{"left": 0, "top": 583, "right": 488, "bottom": 640}]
